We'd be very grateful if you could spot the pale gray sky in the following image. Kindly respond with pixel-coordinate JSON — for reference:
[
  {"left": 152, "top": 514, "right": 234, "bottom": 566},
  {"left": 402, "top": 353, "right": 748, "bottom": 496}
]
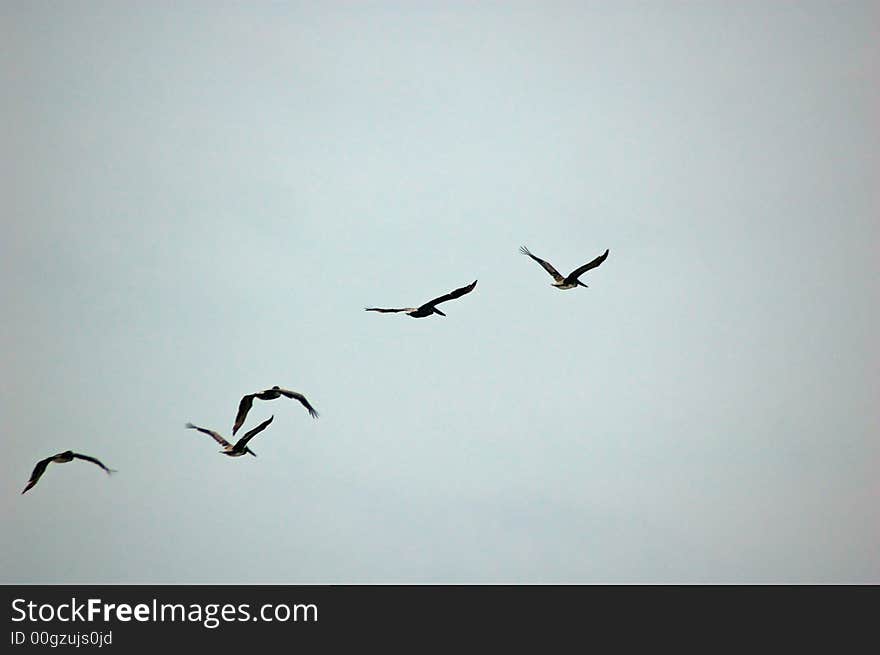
[{"left": 2, "top": 1, "right": 877, "bottom": 583}]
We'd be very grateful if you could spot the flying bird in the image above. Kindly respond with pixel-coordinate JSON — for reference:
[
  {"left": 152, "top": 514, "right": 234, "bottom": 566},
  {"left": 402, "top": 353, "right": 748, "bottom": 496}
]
[
  {"left": 22, "top": 451, "right": 116, "bottom": 494},
  {"left": 519, "top": 246, "right": 609, "bottom": 290},
  {"left": 186, "top": 415, "right": 274, "bottom": 457},
  {"left": 232, "top": 387, "right": 319, "bottom": 436},
  {"left": 365, "top": 279, "right": 478, "bottom": 318}
]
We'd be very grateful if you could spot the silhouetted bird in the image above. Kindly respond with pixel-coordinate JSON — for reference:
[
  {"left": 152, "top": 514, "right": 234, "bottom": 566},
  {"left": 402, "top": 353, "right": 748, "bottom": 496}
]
[
  {"left": 365, "top": 279, "right": 477, "bottom": 318},
  {"left": 186, "top": 415, "right": 274, "bottom": 457},
  {"left": 22, "top": 451, "right": 116, "bottom": 494},
  {"left": 520, "top": 246, "right": 609, "bottom": 289},
  {"left": 232, "top": 387, "right": 318, "bottom": 436}
]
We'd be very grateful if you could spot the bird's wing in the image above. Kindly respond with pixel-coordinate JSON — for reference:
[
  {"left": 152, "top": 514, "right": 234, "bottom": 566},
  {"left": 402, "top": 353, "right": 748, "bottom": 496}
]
[
  {"left": 232, "top": 394, "right": 255, "bottom": 436},
  {"left": 422, "top": 280, "right": 478, "bottom": 308},
  {"left": 235, "top": 415, "right": 274, "bottom": 449},
  {"left": 364, "top": 307, "right": 412, "bottom": 313},
  {"left": 519, "top": 246, "right": 565, "bottom": 282},
  {"left": 275, "top": 389, "right": 320, "bottom": 419},
  {"left": 21, "top": 456, "right": 53, "bottom": 494},
  {"left": 565, "top": 249, "right": 610, "bottom": 282},
  {"left": 71, "top": 453, "right": 115, "bottom": 474},
  {"left": 186, "top": 423, "right": 231, "bottom": 448}
]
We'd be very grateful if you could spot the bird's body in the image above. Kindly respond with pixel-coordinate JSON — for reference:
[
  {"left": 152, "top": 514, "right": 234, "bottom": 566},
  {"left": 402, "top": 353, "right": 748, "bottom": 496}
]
[
  {"left": 232, "top": 387, "right": 318, "bottom": 436},
  {"left": 365, "top": 279, "right": 477, "bottom": 318},
  {"left": 187, "top": 415, "right": 274, "bottom": 457},
  {"left": 220, "top": 446, "right": 252, "bottom": 458},
  {"left": 552, "top": 280, "right": 582, "bottom": 290},
  {"left": 21, "top": 451, "right": 115, "bottom": 494},
  {"left": 519, "top": 246, "right": 609, "bottom": 290}
]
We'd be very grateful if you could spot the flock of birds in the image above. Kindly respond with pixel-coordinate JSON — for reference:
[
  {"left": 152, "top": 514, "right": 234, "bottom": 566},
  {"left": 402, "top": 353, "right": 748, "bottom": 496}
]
[
  {"left": 20, "top": 245, "right": 610, "bottom": 494},
  {"left": 22, "top": 386, "right": 321, "bottom": 493}
]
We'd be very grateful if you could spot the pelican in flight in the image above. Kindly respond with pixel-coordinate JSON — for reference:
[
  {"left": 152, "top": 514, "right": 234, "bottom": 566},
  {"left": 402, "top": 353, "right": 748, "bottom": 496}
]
[
  {"left": 232, "top": 387, "right": 319, "bottom": 436},
  {"left": 365, "top": 279, "right": 478, "bottom": 318},
  {"left": 22, "top": 451, "right": 115, "bottom": 494},
  {"left": 519, "top": 246, "right": 609, "bottom": 290},
  {"left": 186, "top": 415, "right": 274, "bottom": 457}
]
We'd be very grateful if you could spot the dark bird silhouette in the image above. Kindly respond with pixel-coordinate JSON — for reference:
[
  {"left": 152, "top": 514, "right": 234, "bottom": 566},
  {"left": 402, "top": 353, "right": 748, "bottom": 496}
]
[
  {"left": 365, "top": 279, "right": 477, "bottom": 318},
  {"left": 232, "top": 387, "right": 319, "bottom": 436},
  {"left": 519, "top": 246, "right": 609, "bottom": 289},
  {"left": 187, "top": 415, "right": 274, "bottom": 457},
  {"left": 22, "top": 451, "right": 116, "bottom": 494}
]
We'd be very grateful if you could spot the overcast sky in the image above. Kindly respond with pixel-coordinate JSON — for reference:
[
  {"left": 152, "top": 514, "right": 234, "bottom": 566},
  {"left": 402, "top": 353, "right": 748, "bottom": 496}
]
[{"left": 2, "top": 1, "right": 877, "bottom": 583}]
